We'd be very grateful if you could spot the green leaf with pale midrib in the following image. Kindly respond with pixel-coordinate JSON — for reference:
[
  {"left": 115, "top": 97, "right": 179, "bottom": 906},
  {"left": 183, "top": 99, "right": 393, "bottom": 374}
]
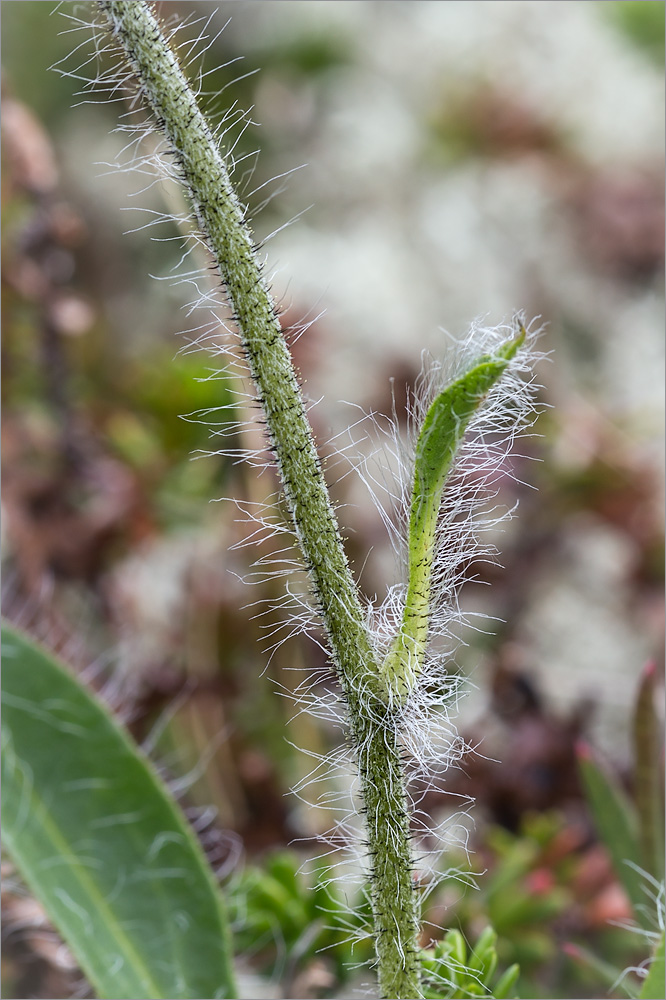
[{"left": 1, "top": 621, "right": 237, "bottom": 1000}]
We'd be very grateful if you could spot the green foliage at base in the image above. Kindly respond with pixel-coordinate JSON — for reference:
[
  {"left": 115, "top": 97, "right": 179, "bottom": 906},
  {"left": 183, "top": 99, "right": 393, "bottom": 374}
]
[
  {"left": 421, "top": 927, "right": 520, "bottom": 999},
  {"left": 230, "top": 851, "right": 373, "bottom": 984}
]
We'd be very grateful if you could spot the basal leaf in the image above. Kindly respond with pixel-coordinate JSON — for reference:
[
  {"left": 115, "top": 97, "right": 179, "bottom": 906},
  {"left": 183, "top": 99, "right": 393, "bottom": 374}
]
[{"left": 1, "top": 622, "right": 237, "bottom": 1000}]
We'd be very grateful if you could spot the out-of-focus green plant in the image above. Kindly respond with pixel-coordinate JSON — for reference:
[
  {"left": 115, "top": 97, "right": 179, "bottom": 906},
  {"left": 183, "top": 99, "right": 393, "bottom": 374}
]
[
  {"left": 483, "top": 817, "right": 571, "bottom": 951},
  {"left": 431, "top": 812, "right": 571, "bottom": 976},
  {"left": 574, "top": 661, "right": 665, "bottom": 998},
  {"left": 577, "top": 663, "right": 664, "bottom": 920},
  {"left": 425, "top": 802, "right": 663, "bottom": 999},
  {"left": 106, "top": 349, "right": 238, "bottom": 524},
  {"left": 420, "top": 927, "right": 520, "bottom": 1000},
  {"left": 603, "top": 0, "right": 666, "bottom": 65},
  {"left": 230, "top": 850, "right": 373, "bottom": 986}
]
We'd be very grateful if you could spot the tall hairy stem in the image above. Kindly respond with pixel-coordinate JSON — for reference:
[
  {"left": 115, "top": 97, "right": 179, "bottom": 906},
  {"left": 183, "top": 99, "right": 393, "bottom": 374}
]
[{"left": 97, "top": 2, "right": 420, "bottom": 996}]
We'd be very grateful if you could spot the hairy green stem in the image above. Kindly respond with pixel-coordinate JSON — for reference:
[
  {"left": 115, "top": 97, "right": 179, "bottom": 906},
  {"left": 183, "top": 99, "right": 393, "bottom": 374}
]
[{"left": 98, "top": 2, "right": 420, "bottom": 996}]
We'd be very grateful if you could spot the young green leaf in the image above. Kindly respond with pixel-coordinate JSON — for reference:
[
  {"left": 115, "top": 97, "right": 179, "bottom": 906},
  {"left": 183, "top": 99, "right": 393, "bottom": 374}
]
[
  {"left": 420, "top": 927, "right": 520, "bottom": 1000},
  {"left": 492, "top": 962, "right": 520, "bottom": 1000},
  {"left": 1, "top": 622, "right": 237, "bottom": 1000},
  {"left": 380, "top": 325, "right": 526, "bottom": 704},
  {"left": 468, "top": 925, "right": 498, "bottom": 980}
]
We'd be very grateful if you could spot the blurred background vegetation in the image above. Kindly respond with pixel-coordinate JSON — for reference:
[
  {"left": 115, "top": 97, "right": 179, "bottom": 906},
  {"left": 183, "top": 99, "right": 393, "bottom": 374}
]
[{"left": 1, "top": 2, "right": 664, "bottom": 998}]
